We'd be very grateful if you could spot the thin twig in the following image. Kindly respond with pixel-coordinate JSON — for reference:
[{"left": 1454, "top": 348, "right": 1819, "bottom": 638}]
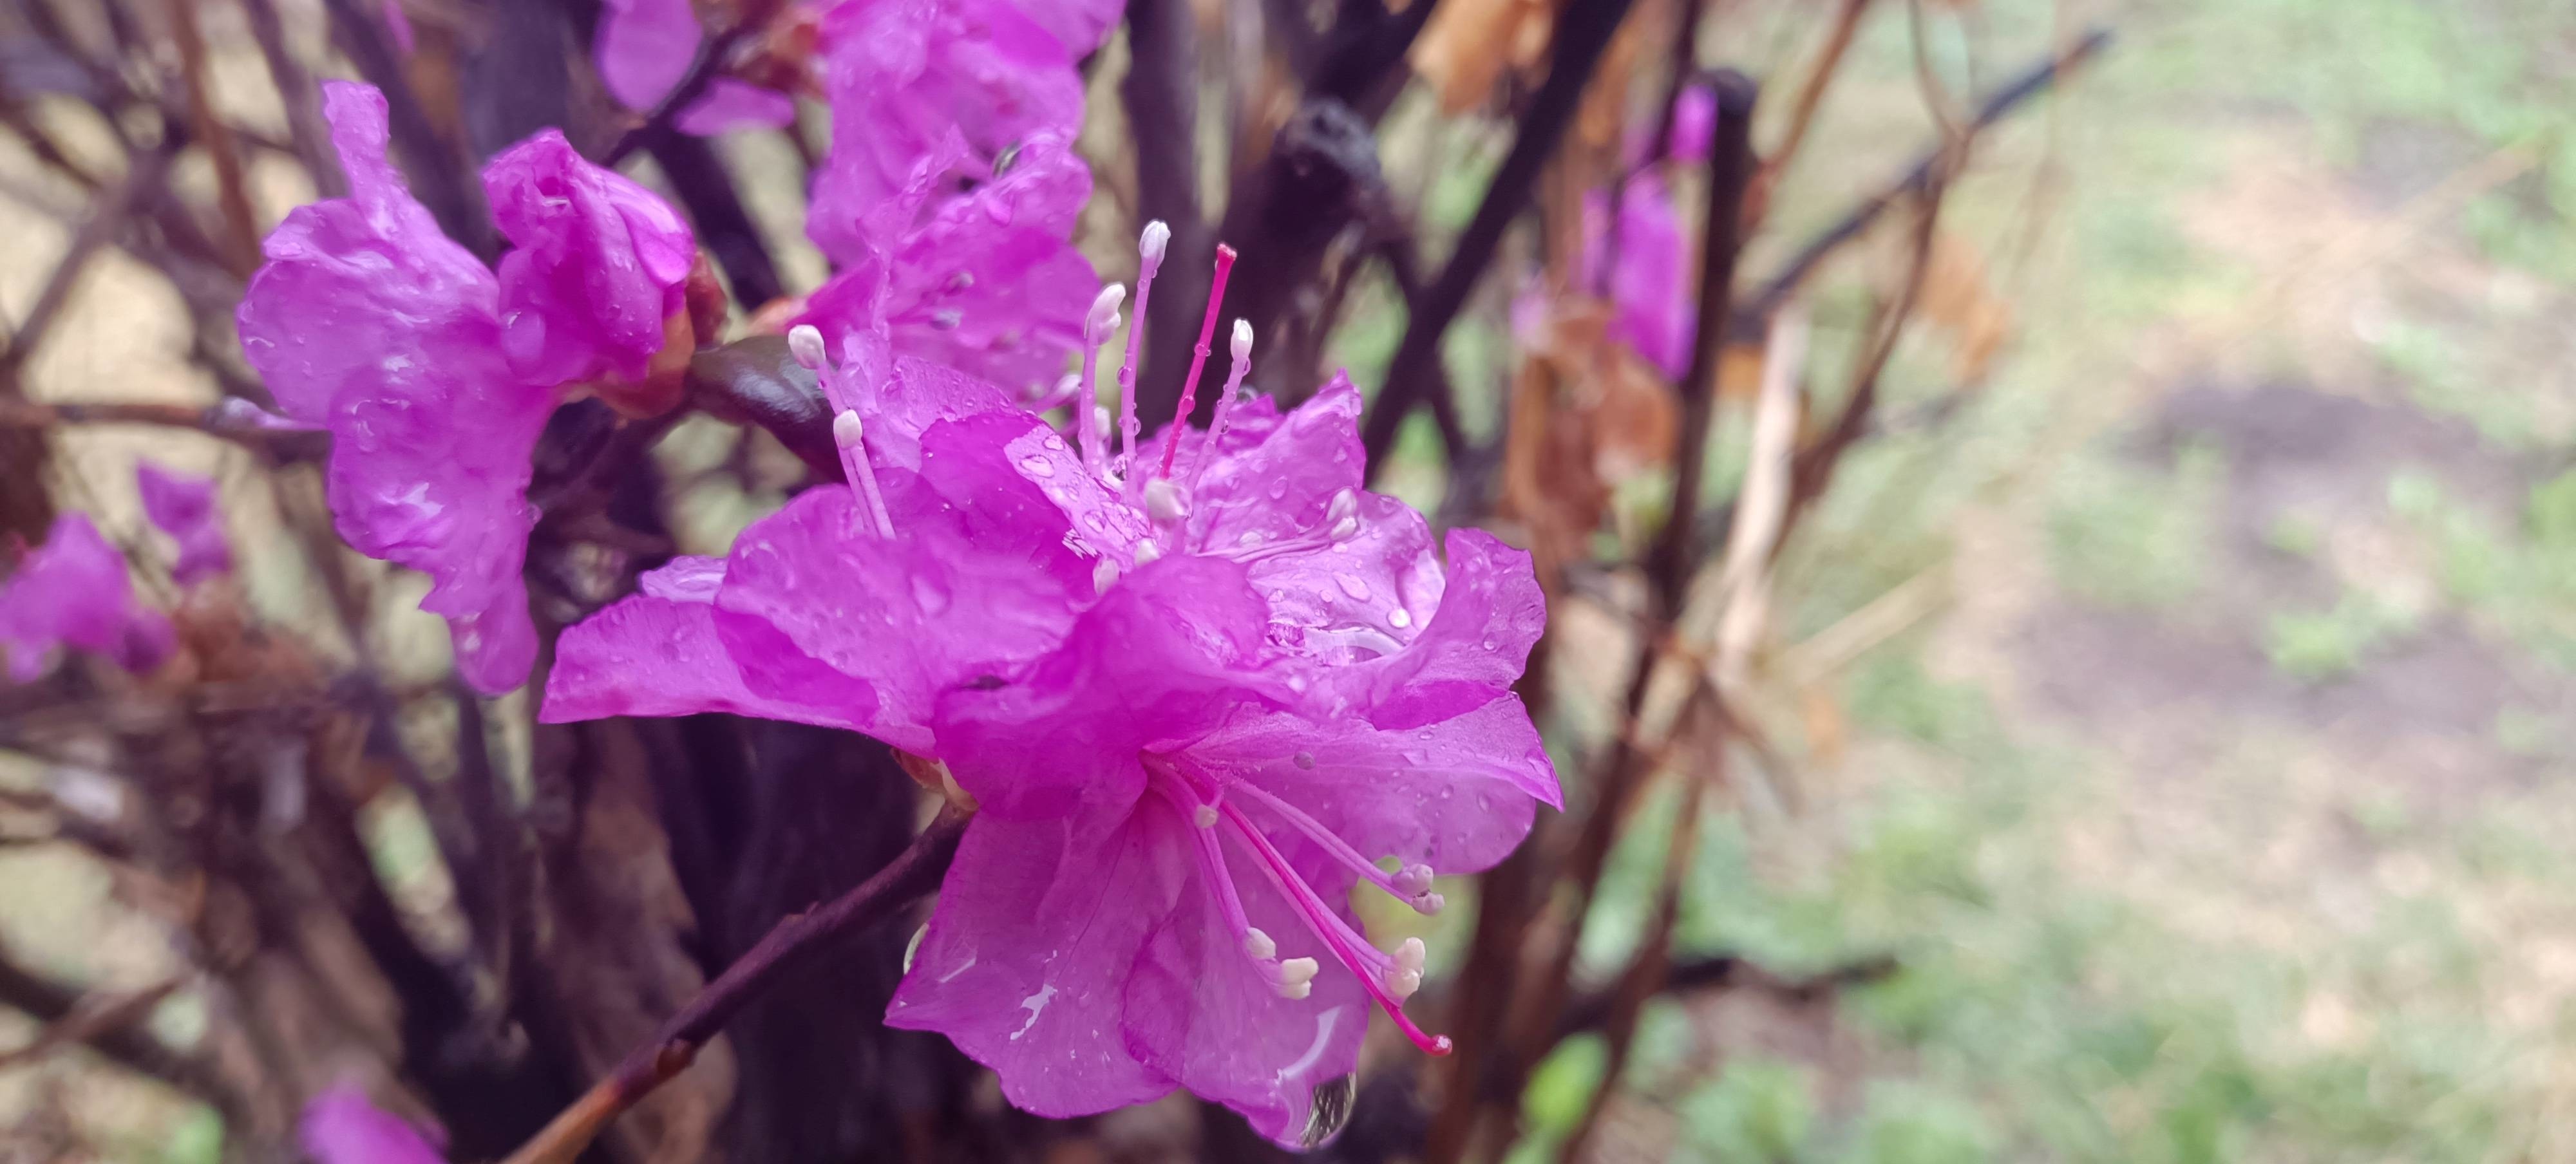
[
  {"left": 163, "top": 0, "right": 262, "bottom": 277},
  {"left": 0, "top": 141, "right": 177, "bottom": 390},
  {"left": 0, "top": 399, "right": 323, "bottom": 454},
  {"left": 0, "top": 949, "right": 239, "bottom": 1117},
  {"left": 1357, "top": 0, "right": 1645, "bottom": 479},
  {"left": 1747, "top": 0, "right": 1873, "bottom": 224},
  {"left": 1742, "top": 25, "right": 2110, "bottom": 321},
  {"left": 498, "top": 804, "right": 971, "bottom": 1164}
]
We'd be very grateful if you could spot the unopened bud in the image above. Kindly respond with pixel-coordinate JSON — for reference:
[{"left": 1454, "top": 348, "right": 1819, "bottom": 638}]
[{"left": 788, "top": 324, "right": 829, "bottom": 370}]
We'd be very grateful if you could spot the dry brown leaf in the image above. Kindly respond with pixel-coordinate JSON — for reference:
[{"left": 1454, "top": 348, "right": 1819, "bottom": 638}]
[
  {"left": 1411, "top": 0, "right": 1562, "bottom": 113},
  {"left": 1913, "top": 230, "right": 2015, "bottom": 383},
  {"left": 1501, "top": 301, "right": 1678, "bottom": 572}
]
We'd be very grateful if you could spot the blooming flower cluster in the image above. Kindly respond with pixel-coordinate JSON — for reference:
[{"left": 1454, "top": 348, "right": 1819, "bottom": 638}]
[
  {"left": 546, "top": 230, "right": 1557, "bottom": 1141},
  {"left": 1540, "top": 81, "right": 1721, "bottom": 380},
  {"left": 0, "top": 462, "right": 235, "bottom": 683},
  {"left": 236, "top": 81, "right": 699, "bottom": 694},
  {"left": 238, "top": 1, "right": 1556, "bottom": 1145}
]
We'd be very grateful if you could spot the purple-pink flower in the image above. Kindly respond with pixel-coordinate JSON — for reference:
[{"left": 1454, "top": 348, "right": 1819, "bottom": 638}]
[
  {"left": 545, "top": 235, "right": 1556, "bottom": 1143},
  {"left": 237, "top": 81, "right": 697, "bottom": 695},
  {"left": 299, "top": 1085, "right": 444, "bottom": 1164},
  {"left": 594, "top": 0, "right": 799, "bottom": 135},
  {"left": 0, "top": 512, "right": 175, "bottom": 682},
  {"left": 137, "top": 462, "right": 232, "bottom": 587}
]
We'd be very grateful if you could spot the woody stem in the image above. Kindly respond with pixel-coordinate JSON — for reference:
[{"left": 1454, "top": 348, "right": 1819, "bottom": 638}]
[{"left": 497, "top": 802, "right": 972, "bottom": 1164}]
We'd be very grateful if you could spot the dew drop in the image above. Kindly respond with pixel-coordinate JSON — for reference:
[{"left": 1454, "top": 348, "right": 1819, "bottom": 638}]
[
  {"left": 1019, "top": 455, "right": 1056, "bottom": 478},
  {"left": 1388, "top": 608, "right": 1412, "bottom": 629},
  {"left": 1267, "top": 480, "right": 1290, "bottom": 500},
  {"left": 1300, "top": 1075, "right": 1357, "bottom": 1149},
  {"left": 911, "top": 575, "right": 952, "bottom": 614},
  {"left": 1480, "top": 636, "right": 1499, "bottom": 651},
  {"left": 1334, "top": 575, "right": 1370, "bottom": 601},
  {"left": 1293, "top": 751, "right": 1315, "bottom": 769},
  {"left": 1043, "top": 434, "right": 1066, "bottom": 451}
]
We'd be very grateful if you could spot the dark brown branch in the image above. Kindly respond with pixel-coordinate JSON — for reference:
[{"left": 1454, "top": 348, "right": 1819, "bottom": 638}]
[
  {"left": 1553, "top": 950, "right": 1902, "bottom": 1038},
  {"left": 1123, "top": 0, "right": 1211, "bottom": 427},
  {"left": 163, "top": 0, "right": 261, "bottom": 277},
  {"left": 497, "top": 803, "right": 972, "bottom": 1164},
  {"left": 1356, "top": 0, "right": 1641, "bottom": 480},
  {"left": 643, "top": 131, "right": 785, "bottom": 306},
  {"left": 1742, "top": 25, "right": 2110, "bottom": 320}
]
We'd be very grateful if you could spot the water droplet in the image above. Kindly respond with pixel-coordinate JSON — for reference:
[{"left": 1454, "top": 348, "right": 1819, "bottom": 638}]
[
  {"left": 1476, "top": 793, "right": 1492, "bottom": 811},
  {"left": 1019, "top": 455, "right": 1056, "bottom": 478},
  {"left": 911, "top": 574, "right": 952, "bottom": 614},
  {"left": 1300, "top": 1075, "right": 1357, "bottom": 1149},
  {"left": 1480, "top": 636, "right": 1499, "bottom": 651},
  {"left": 1388, "top": 608, "right": 1412, "bottom": 629},
  {"left": 1293, "top": 751, "right": 1315, "bottom": 769},
  {"left": 1335, "top": 576, "right": 1369, "bottom": 601},
  {"left": 1042, "top": 435, "right": 1066, "bottom": 451},
  {"left": 1238, "top": 530, "right": 1265, "bottom": 547},
  {"left": 1267, "top": 480, "right": 1290, "bottom": 500}
]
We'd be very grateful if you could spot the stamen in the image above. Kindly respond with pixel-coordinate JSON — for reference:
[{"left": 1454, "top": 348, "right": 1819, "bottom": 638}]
[
  {"left": 1116, "top": 221, "right": 1170, "bottom": 485},
  {"left": 1183, "top": 319, "right": 1256, "bottom": 545},
  {"left": 1276, "top": 957, "right": 1319, "bottom": 1000},
  {"left": 1158, "top": 245, "right": 1238, "bottom": 479},
  {"left": 1143, "top": 477, "right": 1188, "bottom": 525},
  {"left": 1079, "top": 285, "right": 1125, "bottom": 476},
  {"left": 1244, "top": 928, "right": 1277, "bottom": 960},
  {"left": 1217, "top": 802, "right": 1453, "bottom": 1055},
  {"left": 1228, "top": 780, "right": 1444, "bottom": 915},
  {"left": 1193, "top": 802, "right": 1220, "bottom": 828},
  {"left": 1133, "top": 540, "right": 1162, "bottom": 565},
  {"left": 833, "top": 410, "right": 895, "bottom": 538},
  {"left": 1092, "top": 557, "right": 1121, "bottom": 594}
]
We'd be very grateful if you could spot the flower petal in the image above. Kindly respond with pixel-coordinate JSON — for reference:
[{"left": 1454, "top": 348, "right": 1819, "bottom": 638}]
[
  {"left": 1216, "top": 694, "right": 1559, "bottom": 861},
  {"left": 881, "top": 133, "right": 1097, "bottom": 395},
  {"left": 298, "top": 1086, "right": 444, "bottom": 1164},
  {"left": 1189, "top": 373, "right": 1367, "bottom": 551},
  {"left": 1122, "top": 823, "right": 1368, "bottom": 1147},
  {"left": 0, "top": 513, "right": 173, "bottom": 682},
  {"left": 137, "top": 462, "right": 232, "bottom": 586},
  {"left": 235, "top": 82, "right": 544, "bottom": 693},
  {"left": 887, "top": 805, "right": 1181, "bottom": 1117},
  {"left": 1328, "top": 528, "right": 1546, "bottom": 730},
  {"left": 933, "top": 554, "right": 1285, "bottom": 820},
  {"left": 541, "top": 557, "right": 879, "bottom": 730},
  {"left": 484, "top": 129, "right": 697, "bottom": 386}
]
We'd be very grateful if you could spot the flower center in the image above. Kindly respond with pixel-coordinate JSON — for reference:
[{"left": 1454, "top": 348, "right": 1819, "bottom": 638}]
[{"left": 1142, "top": 755, "right": 1451, "bottom": 1056}]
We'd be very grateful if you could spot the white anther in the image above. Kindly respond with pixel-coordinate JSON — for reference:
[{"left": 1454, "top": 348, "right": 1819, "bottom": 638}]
[
  {"left": 1329, "top": 516, "right": 1360, "bottom": 541},
  {"left": 832, "top": 409, "right": 866, "bottom": 449},
  {"left": 1143, "top": 476, "right": 1188, "bottom": 523},
  {"left": 1230, "top": 318, "right": 1253, "bottom": 360},
  {"left": 1244, "top": 927, "right": 1276, "bottom": 961},
  {"left": 1394, "top": 937, "right": 1427, "bottom": 974},
  {"left": 1092, "top": 557, "right": 1121, "bottom": 594},
  {"left": 1325, "top": 488, "right": 1359, "bottom": 524},
  {"left": 788, "top": 324, "right": 829, "bottom": 370},
  {"left": 1046, "top": 371, "right": 1080, "bottom": 403},
  {"left": 1193, "top": 803, "right": 1220, "bottom": 829},
  {"left": 1133, "top": 540, "right": 1163, "bottom": 565},
  {"left": 1087, "top": 284, "right": 1127, "bottom": 338},
  {"left": 1385, "top": 967, "right": 1422, "bottom": 1000},
  {"left": 1140, "top": 220, "right": 1171, "bottom": 267},
  {"left": 1392, "top": 863, "right": 1435, "bottom": 898},
  {"left": 1278, "top": 957, "right": 1320, "bottom": 991},
  {"left": 1416, "top": 891, "right": 1446, "bottom": 916},
  {"left": 1094, "top": 404, "right": 1112, "bottom": 436},
  {"left": 1280, "top": 980, "right": 1312, "bottom": 1000}
]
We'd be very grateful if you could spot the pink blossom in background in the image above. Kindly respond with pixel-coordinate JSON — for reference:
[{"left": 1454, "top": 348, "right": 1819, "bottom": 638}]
[
  {"left": 299, "top": 1086, "right": 444, "bottom": 1164},
  {"left": 595, "top": 0, "right": 799, "bottom": 135},
  {"left": 1583, "top": 176, "right": 1694, "bottom": 380},
  {"left": 137, "top": 463, "right": 232, "bottom": 587},
  {"left": 813, "top": 0, "right": 1087, "bottom": 237},
  {"left": 0, "top": 512, "right": 175, "bottom": 682},
  {"left": 238, "top": 81, "right": 697, "bottom": 695},
  {"left": 802, "top": 129, "right": 1099, "bottom": 398}
]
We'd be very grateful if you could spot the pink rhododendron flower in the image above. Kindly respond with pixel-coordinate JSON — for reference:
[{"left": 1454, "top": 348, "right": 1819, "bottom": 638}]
[
  {"left": 237, "top": 81, "right": 697, "bottom": 695},
  {"left": 1583, "top": 177, "right": 1692, "bottom": 380},
  {"left": 595, "top": 0, "right": 799, "bottom": 135},
  {"left": 137, "top": 463, "right": 232, "bottom": 587},
  {"left": 545, "top": 237, "right": 1556, "bottom": 1145},
  {"left": 299, "top": 1086, "right": 444, "bottom": 1164},
  {"left": 802, "top": 129, "right": 1098, "bottom": 398},
  {"left": 813, "top": 0, "right": 1088, "bottom": 225},
  {"left": 0, "top": 512, "right": 175, "bottom": 682}
]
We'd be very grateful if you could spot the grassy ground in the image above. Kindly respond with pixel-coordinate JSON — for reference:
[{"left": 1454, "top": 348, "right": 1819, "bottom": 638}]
[{"left": 1521, "top": 0, "right": 2576, "bottom": 1160}]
